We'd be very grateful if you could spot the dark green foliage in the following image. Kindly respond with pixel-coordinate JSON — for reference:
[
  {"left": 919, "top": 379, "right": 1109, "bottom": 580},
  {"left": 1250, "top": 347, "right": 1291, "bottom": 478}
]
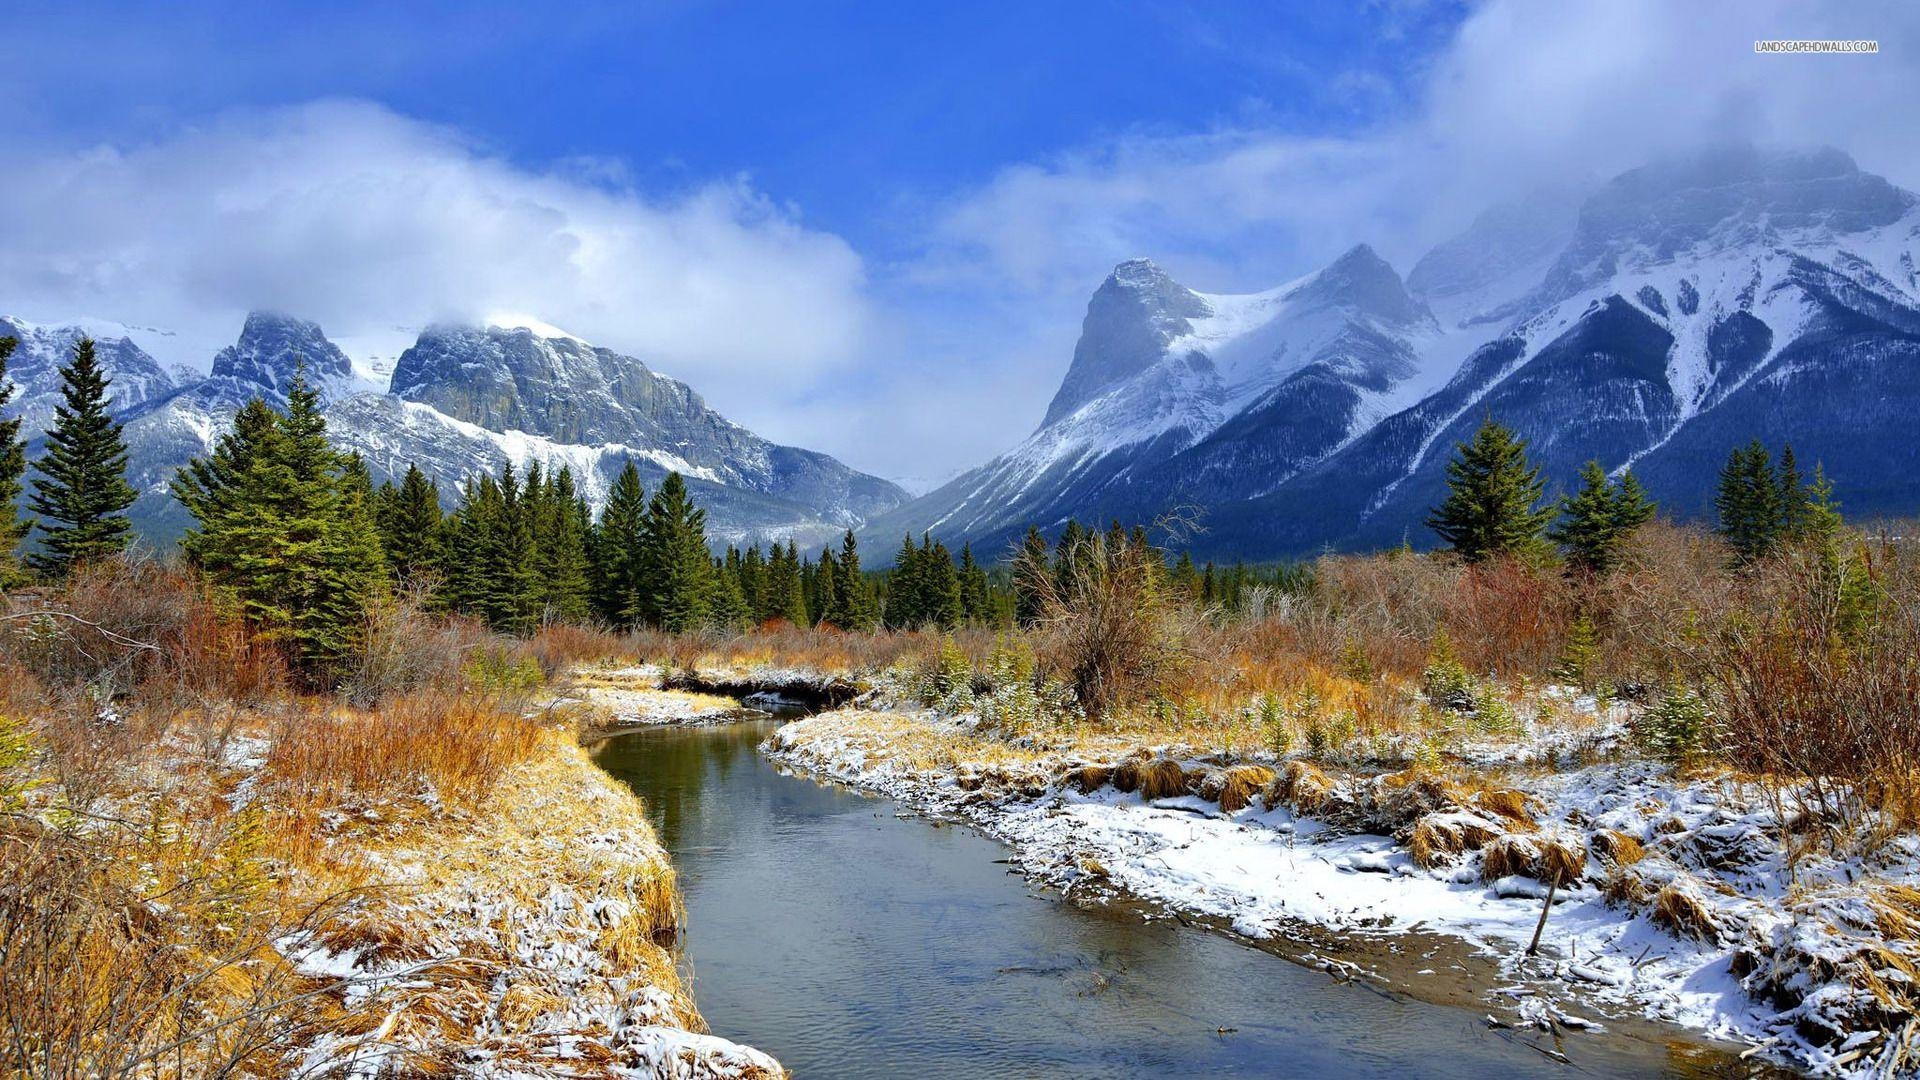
[
  {"left": 374, "top": 464, "right": 445, "bottom": 591},
  {"left": 765, "top": 540, "right": 809, "bottom": 626},
  {"left": 1715, "top": 440, "right": 1842, "bottom": 565},
  {"left": 174, "top": 377, "right": 385, "bottom": 676},
  {"left": 1014, "top": 527, "right": 1050, "bottom": 626},
  {"left": 531, "top": 466, "right": 593, "bottom": 626},
  {"left": 824, "top": 529, "right": 877, "bottom": 630},
  {"left": 1425, "top": 417, "right": 1553, "bottom": 563},
  {"left": 1716, "top": 440, "right": 1783, "bottom": 564},
  {"left": 885, "top": 533, "right": 963, "bottom": 630},
  {"left": 591, "top": 461, "right": 648, "bottom": 627},
  {"left": 0, "top": 336, "right": 27, "bottom": 588},
  {"left": 958, "top": 543, "right": 992, "bottom": 625},
  {"left": 639, "top": 472, "right": 713, "bottom": 632},
  {"left": 28, "top": 338, "right": 136, "bottom": 576},
  {"left": 1548, "top": 461, "right": 1657, "bottom": 575}
]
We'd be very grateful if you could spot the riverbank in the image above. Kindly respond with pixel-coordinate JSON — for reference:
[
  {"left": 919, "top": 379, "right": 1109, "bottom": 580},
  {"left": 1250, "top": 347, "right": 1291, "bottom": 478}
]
[
  {"left": 735, "top": 681, "right": 1917, "bottom": 1078},
  {"left": 0, "top": 682, "right": 783, "bottom": 1079}
]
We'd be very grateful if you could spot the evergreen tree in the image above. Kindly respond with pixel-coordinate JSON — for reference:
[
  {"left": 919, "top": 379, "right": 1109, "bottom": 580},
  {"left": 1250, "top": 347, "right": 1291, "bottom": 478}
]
[
  {"left": 0, "top": 335, "right": 28, "bottom": 588},
  {"left": 639, "top": 472, "right": 712, "bottom": 631},
  {"left": 1425, "top": 417, "right": 1553, "bottom": 563},
  {"left": 708, "top": 552, "right": 751, "bottom": 629},
  {"left": 1548, "top": 461, "right": 1656, "bottom": 575},
  {"left": 957, "top": 542, "right": 991, "bottom": 625},
  {"left": 376, "top": 464, "right": 444, "bottom": 591},
  {"left": 1797, "top": 464, "right": 1843, "bottom": 543},
  {"left": 532, "top": 466, "right": 592, "bottom": 625},
  {"left": 1014, "top": 527, "right": 1050, "bottom": 626},
  {"left": 175, "top": 377, "right": 384, "bottom": 674},
  {"left": 1777, "top": 444, "right": 1810, "bottom": 537},
  {"left": 739, "top": 544, "right": 768, "bottom": 622},
  {"left": 1715, "top": 440, "right": 1784, "bottom": 564},
  {"left": 886, "top": 533, "right": 923, "bottom": 628},
  {"left": 810, "top": 547, "right": 837, "bottom": 627},
  {"left": 28, "top": 338, "right": 136, "bottom": 575},
  {"left": 929, "top": 539, "right": 962, "bottom": 628},
  {"left": 592, "top": 461, "right": 648, "bottom": 627},
  {"left": 825, "top": 529, "right": 877, "bottom": 630}
]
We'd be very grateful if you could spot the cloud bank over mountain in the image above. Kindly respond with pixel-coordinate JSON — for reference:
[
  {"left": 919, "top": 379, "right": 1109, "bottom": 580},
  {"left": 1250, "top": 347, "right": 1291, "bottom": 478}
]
[{"left": 0, "top": 100, "right": 870, "bottom": 392}]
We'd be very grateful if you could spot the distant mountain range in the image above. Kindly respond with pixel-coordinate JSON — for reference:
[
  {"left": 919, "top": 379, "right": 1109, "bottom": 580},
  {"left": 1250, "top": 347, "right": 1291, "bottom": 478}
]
[
  {"left": 863, "top": 145, "right": 1920, "bottom": 561},
  {"left": 0, "top": 312, "right": 908, "bottom": 550}
]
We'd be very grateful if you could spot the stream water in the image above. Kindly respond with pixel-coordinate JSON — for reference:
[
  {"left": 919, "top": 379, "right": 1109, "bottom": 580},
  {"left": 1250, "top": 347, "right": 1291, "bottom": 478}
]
[{"left": 591, "top": 717, "right": 1779, "bottom": 1079}]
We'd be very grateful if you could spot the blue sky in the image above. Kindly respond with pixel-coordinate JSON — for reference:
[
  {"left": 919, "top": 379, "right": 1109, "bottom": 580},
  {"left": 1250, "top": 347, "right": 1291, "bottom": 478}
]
[
  {"left": 2, "top": 1, "right": 1460, "bottom": 252},
  {"left": 2, "top": 2, "right": 1915, "bottom": 480}
]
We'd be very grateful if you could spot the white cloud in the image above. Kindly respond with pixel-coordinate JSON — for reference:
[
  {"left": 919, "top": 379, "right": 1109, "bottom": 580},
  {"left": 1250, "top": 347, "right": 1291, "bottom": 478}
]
[
  {"left": 0, "top": 99, "right": 870, "bottom": 389},
  {"left": 860, "top": 0, "right": 1920, "bottom": 478},
  {"left": 922, "top": 0, "right": 1920, "bottom": 300}
]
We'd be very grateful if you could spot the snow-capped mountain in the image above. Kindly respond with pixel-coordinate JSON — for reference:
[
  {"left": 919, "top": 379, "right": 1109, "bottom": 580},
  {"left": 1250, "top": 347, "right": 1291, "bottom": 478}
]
[
  {"left": 870, "top": 144, "right": 1920, "bottom": 560},
  {"left": 3, "top": 310, "right": 907, "bottom": 551},
  {"left": 0, "top": 316, "right": 180, "bottom": 439}
]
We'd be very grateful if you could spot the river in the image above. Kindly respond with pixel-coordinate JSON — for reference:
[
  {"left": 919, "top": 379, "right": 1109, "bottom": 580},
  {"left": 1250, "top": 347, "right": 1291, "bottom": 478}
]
[{"left": 591, "top": 717, "right": 1779, "bottom": 1079}]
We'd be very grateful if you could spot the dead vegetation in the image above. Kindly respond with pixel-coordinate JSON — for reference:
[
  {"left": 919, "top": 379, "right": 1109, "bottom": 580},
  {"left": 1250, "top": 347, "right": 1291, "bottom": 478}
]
[{"left": 0, "top": 561, "right": 767, "bottom": 1078}]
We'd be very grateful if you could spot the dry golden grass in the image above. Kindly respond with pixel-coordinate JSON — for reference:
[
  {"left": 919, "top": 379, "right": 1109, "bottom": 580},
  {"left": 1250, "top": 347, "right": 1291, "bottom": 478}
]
[
  {"left": 1652, "top": 882, "right": 1720, "bottom": 942},
  {"left": 1590, "top": 829, "right": 1647, "bottom": 867},
  {"left": 1201, "top": 764, "right": 1276, "bottom": 813},
  {"left": 1408, "top": 814, "right": 1503, "bottom": 868}
]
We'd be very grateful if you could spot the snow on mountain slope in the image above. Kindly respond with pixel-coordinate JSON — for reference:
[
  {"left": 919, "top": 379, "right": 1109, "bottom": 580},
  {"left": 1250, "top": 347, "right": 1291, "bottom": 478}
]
[
  {"left": 861, "top": 245, "right": 1450, "bottom": 557},
  {"left": 1, "top": 316, "right": 179, "bottom": 438},
  {"left": 0, "top": 310, "right": 909, "bottom": 549},
  {"left": 874, "top": 145, "right": 1920, "bottom": 561}
]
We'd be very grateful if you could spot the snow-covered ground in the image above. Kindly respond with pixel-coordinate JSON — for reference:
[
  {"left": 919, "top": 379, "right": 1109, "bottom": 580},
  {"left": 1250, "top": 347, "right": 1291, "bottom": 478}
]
[{"left": 766, "top": 706, "right": 1920, "bottom": 1078}]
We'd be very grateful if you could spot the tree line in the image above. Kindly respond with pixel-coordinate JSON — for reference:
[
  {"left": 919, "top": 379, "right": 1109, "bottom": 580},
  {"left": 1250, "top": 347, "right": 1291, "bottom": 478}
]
[
  {"left": 1425, "top": 416, "right": 1841, "bottom": 571},
  {"left": 0, "top": 337, "right": 1857, "bottom": 681}
]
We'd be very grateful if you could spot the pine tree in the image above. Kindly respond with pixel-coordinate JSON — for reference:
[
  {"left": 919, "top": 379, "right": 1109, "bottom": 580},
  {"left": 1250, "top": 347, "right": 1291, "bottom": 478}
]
[
  {"left": 887, "top": 533, "right": 922, "bottom": 628},
  {"left": 739, "top": 544, "right": 767, "bottom": 622},
  {"left": 1777, "top": 443, "right": 1809, "bottom": 536},
  {"left": 1014, "top": 527, "right": 1050, "bottom": 627},
  {"left": 1426, "top": 418, "right": 1553, "bottom": 563},
  {"left": 1715, "top": 440, "right": 1783, "bottom": 564},
  {"left": 592, "top": 461, "right": 648, "bottom": 627},
  {"left": 924, "top": 539, "right": 961, "bottom": 629},
  {"left": 958, "top": 542, "right": 991, "bottom": 625},
  {"left": 176, "top": 377, "right": 384, "bottom": 675},
  {"left": 759, "top": 540, "right": 806, "bottom": 626},
  {"left": 1797, "top": 464, "right": 1843, "bottom": 543},
  {"left": 640, "top": 472, "right": 712, "bottom": 631},
  {"left": 810, "top": 547, "right": 837, "bottom": 627},
  {"left": 376, "top": 464, "right": 444, "bottom": 592},
  {"left": 825, "top": 529, "right": 876, "bottom": 630},
  {"left": 0, "top": 335, "right": 29, "bottom": 588},
  {"left": 1548, "top": 461, "right": 1656, "bottom": 575},
  {"left": 28, "top": 337, "right": 136, "bottom": 576},
  {"left": 533, "top": 466, "right": 592, "bottom": 625}
]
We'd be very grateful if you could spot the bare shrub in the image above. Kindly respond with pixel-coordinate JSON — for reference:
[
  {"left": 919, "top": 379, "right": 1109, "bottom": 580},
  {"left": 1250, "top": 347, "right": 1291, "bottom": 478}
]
[
  {"left": 1696, "top": 534, "right": 1920, "bottom": 830},
  {"left": 1018, "top": 528, "right": 1214, "bottom": 722}
]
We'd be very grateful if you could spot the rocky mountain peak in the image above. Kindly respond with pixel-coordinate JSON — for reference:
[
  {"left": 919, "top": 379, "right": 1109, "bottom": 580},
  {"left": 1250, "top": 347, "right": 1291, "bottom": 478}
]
[
  {"left": 209, "top": 310, "right": 353, "bottom": 396},
  {"left": 1538, "top": 144, "right": 1917, "bottom": 305},
  {"left": 1043, "top": 259, "right": 1214, "bottom": 427},
  {"left": 1296, "top": 243, "right": 1430, "bottom": 327}
]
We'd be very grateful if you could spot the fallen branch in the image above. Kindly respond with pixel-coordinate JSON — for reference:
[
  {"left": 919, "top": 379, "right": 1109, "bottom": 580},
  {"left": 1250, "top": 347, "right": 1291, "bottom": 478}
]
[{"left": 0, "top": 609, "right": 162, "bottom": 653}]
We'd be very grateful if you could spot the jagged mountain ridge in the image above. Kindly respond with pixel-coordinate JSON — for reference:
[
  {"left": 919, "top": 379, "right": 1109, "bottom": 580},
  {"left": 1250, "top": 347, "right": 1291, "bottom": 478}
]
[
  {"left": 867, "top": 145, "right": 1920, "bottom": 561},
  {"left": 2, "top": 311, "right": 908, "bottom": 551}
]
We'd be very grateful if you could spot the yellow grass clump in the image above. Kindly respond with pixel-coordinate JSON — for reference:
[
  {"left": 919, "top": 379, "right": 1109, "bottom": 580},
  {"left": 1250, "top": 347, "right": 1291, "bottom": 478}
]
[
  {"left": 1652, "top": 882, "right": 1721, "bottom": 942},
  {"left": 1408, "top": 813, "right": 1503, "bottom": 868},
  {"left": 1200, "top": 764, "right": 1277, "bottom": 813},
  {"left": 1265, "top": 759, "right": 1341, "bottom": 817},
  {"left": 1589, "top": 829, "right": 1647, "bottom": 867}
]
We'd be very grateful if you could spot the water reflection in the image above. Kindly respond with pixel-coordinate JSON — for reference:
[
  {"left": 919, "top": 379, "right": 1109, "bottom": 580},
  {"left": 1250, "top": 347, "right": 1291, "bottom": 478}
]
[{"left": 592, "top": 720, "right": 1789, "bottom": 1079}]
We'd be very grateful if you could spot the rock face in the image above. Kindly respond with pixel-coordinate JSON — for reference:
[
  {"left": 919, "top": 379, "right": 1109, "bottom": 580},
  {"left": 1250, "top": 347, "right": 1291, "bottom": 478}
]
[
  {"left": 4, "top": 312, "right": 907, "bottom": 551},
  {"left": 868, "top": 145, "right": 1920, "bottom": 561},
  {"left": 0, "top": 317, "right": 178, "bottom": 440},
  {"left": 209, "top": 311, "right": 354, "bottom": 398}
]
